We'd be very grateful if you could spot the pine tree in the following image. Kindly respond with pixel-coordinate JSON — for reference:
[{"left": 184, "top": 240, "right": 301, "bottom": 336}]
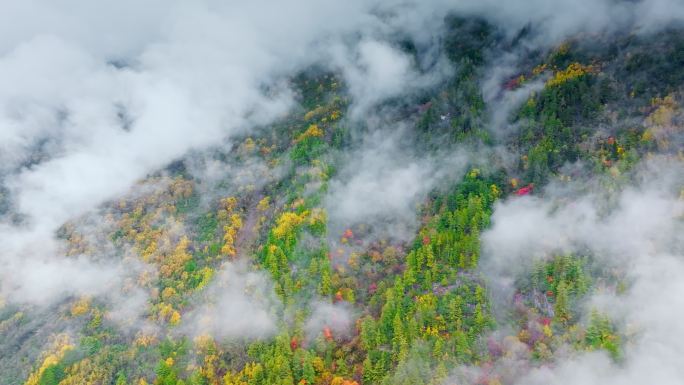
[
  {"left": 391, "top": 313, "right": 408, "bottom": 362},
  {"left": 302, "top": 354, "right": 315, "bottom": 385},
  {"left": 554, "top": 280, "right": 571, "bottom": 323}
]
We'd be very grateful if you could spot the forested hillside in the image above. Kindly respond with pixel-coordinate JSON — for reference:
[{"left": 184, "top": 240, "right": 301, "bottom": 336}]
[{"left": 1, "top": 2, "right": 683, "bottom": 385}]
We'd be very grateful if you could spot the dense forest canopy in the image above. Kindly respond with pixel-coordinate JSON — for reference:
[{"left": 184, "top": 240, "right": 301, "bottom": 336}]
[{"left": 1, "top": 1, "right": 683, "bottom": 385}]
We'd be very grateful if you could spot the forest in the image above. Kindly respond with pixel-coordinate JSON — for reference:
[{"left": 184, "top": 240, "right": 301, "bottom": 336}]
[{"left": 1, "top": 2, "right": 683, "bottom": 385}]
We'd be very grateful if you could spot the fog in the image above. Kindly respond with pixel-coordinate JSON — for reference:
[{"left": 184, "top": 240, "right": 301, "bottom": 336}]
[{"left": 2, "top": 1, "right": 684, "bottom": 383}]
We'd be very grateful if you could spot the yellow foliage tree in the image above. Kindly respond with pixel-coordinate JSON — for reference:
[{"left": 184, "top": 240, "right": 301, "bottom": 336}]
[
  {"left": 23, "top": 334, "right": 74, "bottom": 385},
  {"left": 257, "top": 197, "right": 270, "bottom": 212},
  {"left": 295, "top": 124, "right": 324, "bottom": 143},
  {"left": 70, "top": 297, "right": 91, "bottom": 317},
  {"left": 169, "top": 310, "right": 181, "bottom": 326},
  {"left": 547, "top": 62, "right": 594, "bottom": 87},
  {"left": 272, "top": 211, "right": 308, "bottom": 240}
]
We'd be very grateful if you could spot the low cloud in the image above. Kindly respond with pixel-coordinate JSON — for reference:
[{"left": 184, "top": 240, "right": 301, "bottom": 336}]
[
  {"left": 179, "top": 261, "right": 281, "bottom": 341},
  {"left": 477, "top": 156, "right": 684, "bottom": 385},
  {"left": 446, "top": 0, "right": 684, "bottom": 45},
  {"left": 0, "top": 0, "right": 458, "bottom": 307},
  {"left": 324, "top": 128, "right": 469, "bottom": 241},
  {"left": 2, "top": 3, "right": 684, "bottom": 382},
  {"left": 304, "top": 301, "right": 355, "bottom": 341},
  {"left": 331, "top": 39, "right": 452, "bottom": 118}
]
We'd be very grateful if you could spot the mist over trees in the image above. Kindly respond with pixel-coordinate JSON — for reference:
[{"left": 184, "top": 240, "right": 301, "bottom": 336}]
[{"left": 1, "top": 1, "right": 684, "bottom": 385}]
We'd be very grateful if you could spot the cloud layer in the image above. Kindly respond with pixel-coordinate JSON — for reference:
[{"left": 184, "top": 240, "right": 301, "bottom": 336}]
[
  {"left": 479, "top": 157, "right": 684, "bottom": 385},
  {"left": 0, "top": 0, "right": 454, "bottom": 305}
]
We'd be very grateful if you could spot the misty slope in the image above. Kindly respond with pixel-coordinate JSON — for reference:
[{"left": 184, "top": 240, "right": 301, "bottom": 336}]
[{"left": 1, "top": 2, "right": 684, "bottom": 385}]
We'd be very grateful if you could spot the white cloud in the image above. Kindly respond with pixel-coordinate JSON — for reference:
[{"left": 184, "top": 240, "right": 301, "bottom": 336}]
[
  {"left": 179, "top": 261, "right": 280, "bottom": 340},
  {"left": 479, "top": 157, "right": 684, "bottom": 385},
  {"left": 324, "top": 128, "right": 468, "bottom": 241},
  {"left": 0, "top": 0, "right": 454, "bottom": 306}
]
